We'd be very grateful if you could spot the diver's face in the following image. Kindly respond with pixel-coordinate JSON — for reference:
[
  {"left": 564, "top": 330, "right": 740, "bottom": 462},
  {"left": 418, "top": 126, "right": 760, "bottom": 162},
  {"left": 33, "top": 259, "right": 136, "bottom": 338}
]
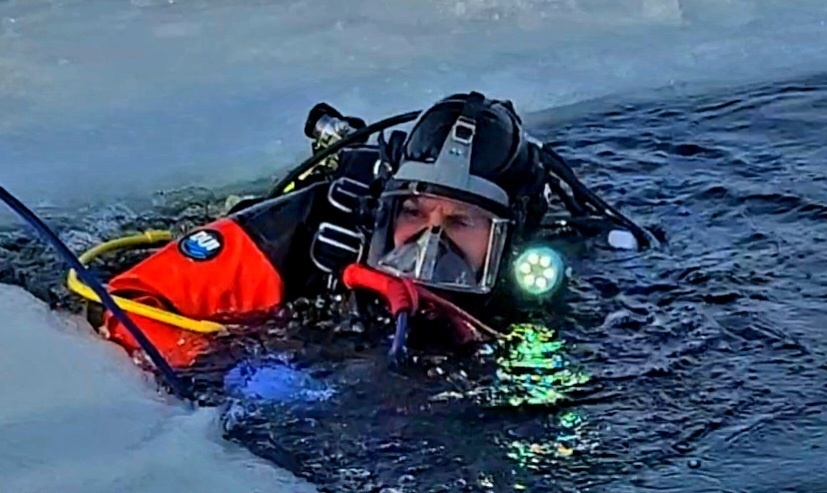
[{"left": 393, "top": 196, "right": 492, "bottom": 271}]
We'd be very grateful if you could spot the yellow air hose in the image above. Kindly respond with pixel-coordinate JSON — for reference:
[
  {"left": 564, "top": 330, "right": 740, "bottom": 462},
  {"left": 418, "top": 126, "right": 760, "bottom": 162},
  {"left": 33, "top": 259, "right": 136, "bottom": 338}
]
[{"left": 65, "top": 229, "right": 225, "bottom": 334}]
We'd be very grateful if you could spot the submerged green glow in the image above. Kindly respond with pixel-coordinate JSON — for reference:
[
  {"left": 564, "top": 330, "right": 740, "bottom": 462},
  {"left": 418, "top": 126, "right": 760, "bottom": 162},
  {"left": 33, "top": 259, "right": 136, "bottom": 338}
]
[
  {"left": 427, "top": 320, "right": 593, "bottom": 486},
  {"left": 482, "top": 322, "right": 592, "bottom": 472},
  {"left": 494, "top": 323, "right": 589, "bottom": 407}
]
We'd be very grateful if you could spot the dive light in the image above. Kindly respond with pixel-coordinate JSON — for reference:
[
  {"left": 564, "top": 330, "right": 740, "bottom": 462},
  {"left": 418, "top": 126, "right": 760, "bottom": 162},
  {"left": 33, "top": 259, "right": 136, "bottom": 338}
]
[{"left": 512, "top": 246, "right": 566, "bottom": 297}]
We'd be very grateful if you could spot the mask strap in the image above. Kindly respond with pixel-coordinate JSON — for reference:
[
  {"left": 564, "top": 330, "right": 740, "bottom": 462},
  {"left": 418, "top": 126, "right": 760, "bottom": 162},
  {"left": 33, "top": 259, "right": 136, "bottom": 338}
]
[{"left": 429, "top": 92, "right": 486, "bottom": 188}]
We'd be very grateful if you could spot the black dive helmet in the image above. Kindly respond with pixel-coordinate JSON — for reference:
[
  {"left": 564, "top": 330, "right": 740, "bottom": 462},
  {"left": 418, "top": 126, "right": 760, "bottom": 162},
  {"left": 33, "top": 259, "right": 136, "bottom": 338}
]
[{"left": 365, "top": 92, "right": 549, "bottom": 296}]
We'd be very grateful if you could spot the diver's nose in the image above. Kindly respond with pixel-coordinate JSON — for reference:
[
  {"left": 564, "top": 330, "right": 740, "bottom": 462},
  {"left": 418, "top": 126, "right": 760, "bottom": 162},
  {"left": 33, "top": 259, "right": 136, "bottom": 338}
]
[
  {"left": 425, "top": 209, "right": 448, "bottom": 230},
  {"left": 414, "top": 225, "right": 443, "bottom": 246}
]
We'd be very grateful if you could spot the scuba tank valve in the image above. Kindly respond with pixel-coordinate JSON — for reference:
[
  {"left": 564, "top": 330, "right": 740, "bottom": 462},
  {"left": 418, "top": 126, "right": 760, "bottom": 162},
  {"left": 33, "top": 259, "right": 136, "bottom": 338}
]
[{"left": 304, "top": 103, "right": 368, "bottom": 171}]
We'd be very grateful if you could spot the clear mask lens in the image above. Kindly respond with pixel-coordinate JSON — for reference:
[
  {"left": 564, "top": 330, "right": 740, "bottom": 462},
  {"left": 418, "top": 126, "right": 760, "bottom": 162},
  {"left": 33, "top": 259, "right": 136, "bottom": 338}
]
[
  {"left": 376, "top": 226, "right": 479, "bottom": 286},
  {"left": 366, "top": 192, "right": 509, "bottom": 294}
]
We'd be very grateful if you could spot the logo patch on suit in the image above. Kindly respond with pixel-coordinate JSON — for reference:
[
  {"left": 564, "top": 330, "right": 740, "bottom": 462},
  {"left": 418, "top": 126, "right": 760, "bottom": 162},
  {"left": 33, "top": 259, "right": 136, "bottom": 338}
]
[{"left": 179, "top": 229, "right": 223, "bottom": 261}]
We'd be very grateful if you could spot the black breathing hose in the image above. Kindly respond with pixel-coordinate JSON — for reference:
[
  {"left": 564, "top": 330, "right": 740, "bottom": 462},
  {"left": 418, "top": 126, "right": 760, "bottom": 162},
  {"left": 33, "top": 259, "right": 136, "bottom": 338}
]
[{"left": 538, "top": 145, "right": 653, "bottom": 249}]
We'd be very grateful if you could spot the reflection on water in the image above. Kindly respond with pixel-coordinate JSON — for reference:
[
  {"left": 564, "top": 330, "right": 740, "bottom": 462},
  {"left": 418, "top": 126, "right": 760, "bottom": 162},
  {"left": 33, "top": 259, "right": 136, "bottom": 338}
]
[{"left": 482, "top": 322, "right": 593, "bottom": 489}]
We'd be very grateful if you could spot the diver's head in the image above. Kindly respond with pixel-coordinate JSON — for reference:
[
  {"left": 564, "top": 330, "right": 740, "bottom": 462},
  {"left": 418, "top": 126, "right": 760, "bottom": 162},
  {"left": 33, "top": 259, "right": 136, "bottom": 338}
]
[{"left": 366, "top": 91, "right": 548, "bottom": 299}]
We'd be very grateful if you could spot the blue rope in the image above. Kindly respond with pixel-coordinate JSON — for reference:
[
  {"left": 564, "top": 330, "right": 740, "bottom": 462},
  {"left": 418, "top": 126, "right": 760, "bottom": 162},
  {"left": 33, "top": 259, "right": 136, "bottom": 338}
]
[
  {"left": 388, "top": 311, "right": 409, "bottom": 368},
  {"left": 0, "top": 186, "right": 189, "bottom": 399}
]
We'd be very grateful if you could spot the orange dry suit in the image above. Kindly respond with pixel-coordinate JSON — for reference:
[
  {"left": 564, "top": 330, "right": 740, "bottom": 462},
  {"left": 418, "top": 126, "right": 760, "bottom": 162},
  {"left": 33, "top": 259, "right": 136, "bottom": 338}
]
[{"left": 102, "top": 146, "right": 379, "bottom": 367}]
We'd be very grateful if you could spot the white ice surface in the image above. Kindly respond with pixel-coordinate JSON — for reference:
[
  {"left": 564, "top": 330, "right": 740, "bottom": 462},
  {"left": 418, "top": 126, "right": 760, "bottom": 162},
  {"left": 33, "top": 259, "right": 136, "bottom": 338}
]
[
  {"left": 0, "top": 283, "right": 316, "bottom": 493},
  {"left": 1, "top": 0, "right": 827, "bottom": 213}
]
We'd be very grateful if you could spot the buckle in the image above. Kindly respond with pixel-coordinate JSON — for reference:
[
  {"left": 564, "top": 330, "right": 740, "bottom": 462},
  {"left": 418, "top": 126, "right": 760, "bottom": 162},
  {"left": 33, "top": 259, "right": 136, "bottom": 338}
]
[
  {"left": 451, "top": 116, "right": 476, "bottom": 145},
  {"left": 327, "top": 177, "right": 371, "bottom": 213},
  {"left": 310, "top": 222, "right": 365, "bottom": 273}
]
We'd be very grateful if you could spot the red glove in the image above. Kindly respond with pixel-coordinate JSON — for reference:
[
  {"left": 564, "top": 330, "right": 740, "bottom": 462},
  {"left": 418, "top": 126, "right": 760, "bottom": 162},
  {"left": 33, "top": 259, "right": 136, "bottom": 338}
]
[{"left": 341, "top": 263, "right": 499, "bottom": 345}]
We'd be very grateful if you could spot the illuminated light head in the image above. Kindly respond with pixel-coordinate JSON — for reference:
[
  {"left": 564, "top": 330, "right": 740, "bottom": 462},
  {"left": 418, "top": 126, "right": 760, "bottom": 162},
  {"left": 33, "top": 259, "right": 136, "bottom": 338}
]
[{"left": 513, "top": 246, "right": 565, "bottom": 296}]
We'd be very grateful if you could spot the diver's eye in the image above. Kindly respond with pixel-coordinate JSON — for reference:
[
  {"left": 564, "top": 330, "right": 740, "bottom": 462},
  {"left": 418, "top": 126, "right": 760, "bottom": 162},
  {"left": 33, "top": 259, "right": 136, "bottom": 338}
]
[
  {"left": 400, "top": 204, "right": 423, "bottom": 219},
  {"left": 448, "top": 216, "right": 474, "bottom": 229}
]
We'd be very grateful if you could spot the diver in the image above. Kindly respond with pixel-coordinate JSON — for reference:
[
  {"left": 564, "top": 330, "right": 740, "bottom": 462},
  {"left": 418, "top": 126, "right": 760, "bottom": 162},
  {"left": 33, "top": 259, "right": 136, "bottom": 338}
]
[{"left": 96, "top": 91, "right": 653, "bottom": 368}]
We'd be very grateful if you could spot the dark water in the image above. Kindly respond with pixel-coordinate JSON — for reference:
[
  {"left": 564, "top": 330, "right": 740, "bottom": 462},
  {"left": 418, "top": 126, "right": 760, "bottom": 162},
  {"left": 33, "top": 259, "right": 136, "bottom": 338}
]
[
  {"left": 530, "top": 74, "right": 827, "bottom": 492},
  {"left": 2, "top": 73, "right": 827, "bottom": 492}
]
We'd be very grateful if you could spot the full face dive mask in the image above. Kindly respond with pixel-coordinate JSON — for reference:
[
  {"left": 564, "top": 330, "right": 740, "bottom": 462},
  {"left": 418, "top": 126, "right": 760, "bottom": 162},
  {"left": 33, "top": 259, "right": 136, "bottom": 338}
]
[
  {"left": 366, "top": 192, "right": 510, "bottom": 294},
  {"left": 376, "top": 225, "right": 479, "bottom": 287}
]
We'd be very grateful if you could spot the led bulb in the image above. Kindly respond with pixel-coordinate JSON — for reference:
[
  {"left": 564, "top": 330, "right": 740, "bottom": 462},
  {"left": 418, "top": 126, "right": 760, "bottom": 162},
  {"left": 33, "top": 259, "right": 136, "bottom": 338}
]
[{"left": 513, "top": 246, "right": 565, "bottom": 296}]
